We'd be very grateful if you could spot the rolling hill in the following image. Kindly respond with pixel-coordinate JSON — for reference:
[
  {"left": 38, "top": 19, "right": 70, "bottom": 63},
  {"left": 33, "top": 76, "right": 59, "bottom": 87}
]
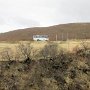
[{"left": 0, "top": 23, "right": 90, "bottom": 41}]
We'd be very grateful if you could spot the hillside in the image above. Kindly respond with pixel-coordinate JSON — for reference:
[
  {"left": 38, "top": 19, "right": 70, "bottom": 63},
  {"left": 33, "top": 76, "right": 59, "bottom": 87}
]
[{"left": 0, "top": 23, "right": 90, "bottom": 41}]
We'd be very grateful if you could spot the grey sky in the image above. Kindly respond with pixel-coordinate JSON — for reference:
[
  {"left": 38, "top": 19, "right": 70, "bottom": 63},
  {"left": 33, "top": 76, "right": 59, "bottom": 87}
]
[{"left": 0, "top": 0, "right": 90, "bottom": 32}]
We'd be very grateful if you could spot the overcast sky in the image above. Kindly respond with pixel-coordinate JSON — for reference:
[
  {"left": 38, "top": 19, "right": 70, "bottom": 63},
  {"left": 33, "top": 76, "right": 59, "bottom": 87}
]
[{"left": 0, "top": 0, "right": 90, "bottom": 32}]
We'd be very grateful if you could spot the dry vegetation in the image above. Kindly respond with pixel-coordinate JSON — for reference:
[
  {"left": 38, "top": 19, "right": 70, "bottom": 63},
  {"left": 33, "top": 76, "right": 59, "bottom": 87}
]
[
  {"left": 0, "top": 41, "right": 90, "bottom": 90},
  {"left": 0, "top": 23, "right": 90, "bottom": 90},
  {"left": 0, "top": 40, "right": 90, "bottom": 59}
]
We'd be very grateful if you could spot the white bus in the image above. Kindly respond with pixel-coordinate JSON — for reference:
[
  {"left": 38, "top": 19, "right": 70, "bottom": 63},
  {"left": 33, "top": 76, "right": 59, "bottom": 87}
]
[{"left": 33, "top": 35, "right": 49, "bottom": 41}]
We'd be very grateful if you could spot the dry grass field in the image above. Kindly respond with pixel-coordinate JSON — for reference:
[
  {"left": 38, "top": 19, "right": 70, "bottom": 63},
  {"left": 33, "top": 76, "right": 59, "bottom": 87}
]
[
  {"left": 0, "top": 40, "right": 90, "bottom": 52},
  {"left": 0, "top": 39, "right": 90, "bottom": 61}
]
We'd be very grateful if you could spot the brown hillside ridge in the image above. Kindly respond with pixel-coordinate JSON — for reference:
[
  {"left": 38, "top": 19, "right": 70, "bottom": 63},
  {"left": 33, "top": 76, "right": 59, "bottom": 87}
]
[{"left": 0, "top": 23, "right": 90, "bottom": 41}]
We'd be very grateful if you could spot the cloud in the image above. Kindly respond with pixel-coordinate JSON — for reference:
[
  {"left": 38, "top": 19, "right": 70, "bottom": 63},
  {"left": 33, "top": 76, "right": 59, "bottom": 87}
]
[
  {"left": 6, "top": 16, "right": 40, "bottom": 28},
  {"left": 0, "top": 16, "right": 40, "bottom": 33},
  {"left": 0, "top": 0, "right": 90, "bottom": 32}
]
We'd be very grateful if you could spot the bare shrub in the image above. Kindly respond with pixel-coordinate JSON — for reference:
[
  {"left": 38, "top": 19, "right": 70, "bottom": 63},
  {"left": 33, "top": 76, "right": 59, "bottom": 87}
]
[
  {"left": 14, "top": 50, "right": 21, "bottom": 61},
  {"left": 0, "top": 47, "right": 14, "bottom": 61},
  {"left": 73, "top": 41, "right": 90, "bottom": 58},
  {"left": 16, "top": 42, "right": 33, "bottom": 61},
  {"left": 81, "top": 40, "right": 89, "bottom": 51},
  {"left": 40, "top": 42, "right": 58, "bottom": 59},
  {"left": 31, "top": 48, "right": 40, "bottom": 60}
]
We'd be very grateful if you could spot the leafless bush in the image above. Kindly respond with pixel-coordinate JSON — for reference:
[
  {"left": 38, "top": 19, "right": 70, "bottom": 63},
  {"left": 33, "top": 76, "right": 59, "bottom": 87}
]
[
  {"left": 14, "top": 50, "right": 21, "bottom": 61},
  {"left": 0, "top": 48, "right": 14, "bottom": 61},
  {"left": 40, "top": 42, "right": 58, "bottom": 59},
  {"left": 16, "top": 42, "right": 33, "bottom": 61},
  {"left": 81, "top": 40, "right": 89, "bottom": 50},
  {"left": 73, "top": 41, "right": 90, "bottom": 58}
]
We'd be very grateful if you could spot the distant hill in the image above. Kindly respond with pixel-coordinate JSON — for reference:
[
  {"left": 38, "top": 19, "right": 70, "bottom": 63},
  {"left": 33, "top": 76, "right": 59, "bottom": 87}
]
[{"left": 0, "top": 23, "right": 90, "bottom": 41}]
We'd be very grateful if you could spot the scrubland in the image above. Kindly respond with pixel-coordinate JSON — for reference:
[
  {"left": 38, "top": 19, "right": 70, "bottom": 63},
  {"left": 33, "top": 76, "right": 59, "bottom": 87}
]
[
  {"left": 0, "top": 40, "right": 90, "bottom": 90},
  {"left": 0, "top": 40, "right": 90, "bottom": 59}
]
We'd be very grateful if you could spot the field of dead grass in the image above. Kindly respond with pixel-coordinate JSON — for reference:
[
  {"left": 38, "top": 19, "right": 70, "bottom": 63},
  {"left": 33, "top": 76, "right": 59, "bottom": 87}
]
[
  {"left": 0, "top": 40, "right": 90, "bottom": 61},
  {"left": 0, "top": 40, "right": 90, "bottom": 52}
]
